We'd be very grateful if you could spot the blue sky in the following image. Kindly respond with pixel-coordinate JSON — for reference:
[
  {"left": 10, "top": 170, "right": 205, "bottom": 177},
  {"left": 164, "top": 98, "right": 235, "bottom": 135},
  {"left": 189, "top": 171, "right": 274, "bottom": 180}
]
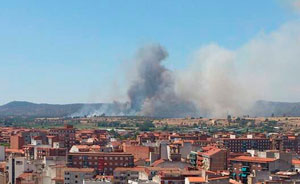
[{"left": 0, "top": 0, "right": 298, "bottom": 105}]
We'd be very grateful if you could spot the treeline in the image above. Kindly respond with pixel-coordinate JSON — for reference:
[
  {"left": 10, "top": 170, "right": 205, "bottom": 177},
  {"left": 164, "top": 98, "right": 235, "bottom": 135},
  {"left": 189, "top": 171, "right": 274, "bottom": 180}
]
[
  {"left": 97, "top": 121, "right": 134, "bottom": 128},
  {"left": 97, "top": 120, "right": 155, "bottom": 131}
]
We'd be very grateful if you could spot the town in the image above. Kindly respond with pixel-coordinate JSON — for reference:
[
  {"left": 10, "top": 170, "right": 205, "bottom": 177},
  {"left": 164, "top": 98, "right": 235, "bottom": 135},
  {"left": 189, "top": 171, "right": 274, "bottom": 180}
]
[
  {"left": 1, "top": 116, "right": 300, "bottom": 184},
  {"left": 1, "top": 1, "right": 300, "bottom": 184}
]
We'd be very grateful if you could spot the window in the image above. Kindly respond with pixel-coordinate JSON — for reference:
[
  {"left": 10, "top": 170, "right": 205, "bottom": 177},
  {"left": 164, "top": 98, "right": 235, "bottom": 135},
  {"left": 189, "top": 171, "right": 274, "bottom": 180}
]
[{"left": 16, "top": 161, "right": 23, "bottom": 165}]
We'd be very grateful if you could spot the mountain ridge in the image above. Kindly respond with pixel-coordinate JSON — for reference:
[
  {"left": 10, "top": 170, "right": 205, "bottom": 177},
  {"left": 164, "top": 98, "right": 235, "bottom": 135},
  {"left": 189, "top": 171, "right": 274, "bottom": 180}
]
[
  {"left": 1, "top": 100, "right": 300, "bottom": 118},
  {"left": 0, "top": 101, "right": 106, "bottom": 117}
]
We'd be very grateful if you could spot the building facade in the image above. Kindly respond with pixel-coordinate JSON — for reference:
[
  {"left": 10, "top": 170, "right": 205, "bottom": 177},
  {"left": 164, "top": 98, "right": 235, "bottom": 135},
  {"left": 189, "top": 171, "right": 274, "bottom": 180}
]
[{"left": 67, "top": 152, "right": 134, "bottom": 175}]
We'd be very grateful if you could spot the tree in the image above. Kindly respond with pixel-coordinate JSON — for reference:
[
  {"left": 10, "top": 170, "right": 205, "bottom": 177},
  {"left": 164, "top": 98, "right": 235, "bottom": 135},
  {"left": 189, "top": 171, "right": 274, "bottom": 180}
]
[
  {"left": 162, "top": 124, "right": 169, "bottom": 131},
  {"left": 138, "top": 121, "right": 155, "bottom": 131}
]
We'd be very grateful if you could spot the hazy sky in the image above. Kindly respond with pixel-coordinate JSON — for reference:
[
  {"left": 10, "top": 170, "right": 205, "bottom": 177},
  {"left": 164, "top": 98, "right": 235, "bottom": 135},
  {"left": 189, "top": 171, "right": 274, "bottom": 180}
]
[{"left": 0, "top": 0, "right": 299, "bottom": 105}]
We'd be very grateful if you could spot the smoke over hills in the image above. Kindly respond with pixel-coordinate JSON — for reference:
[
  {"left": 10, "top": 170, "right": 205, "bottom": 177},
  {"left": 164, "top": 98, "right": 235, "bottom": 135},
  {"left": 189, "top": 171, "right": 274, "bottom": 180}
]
[
  {"left": 73, "top": 44, "right": 199, "bottom": 118},
  {"left": 72, "top": 20, "right": 300, "bottom": 118},
  {"left": 127, "top": 45, "right": 198, "bottom": 117}
]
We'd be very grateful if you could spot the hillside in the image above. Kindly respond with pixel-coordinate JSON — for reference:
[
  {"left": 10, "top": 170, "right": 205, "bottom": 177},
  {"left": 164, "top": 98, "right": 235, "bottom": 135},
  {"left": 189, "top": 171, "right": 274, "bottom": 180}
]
[
  {"left": 1, "top": 100, "right": 300, "bottom": 118},
  {"left": 0, "top": 101, "right": 104, "bottom": 117},
  {"left": 250, "top": 100, "right": 300, "bottom": 117}
]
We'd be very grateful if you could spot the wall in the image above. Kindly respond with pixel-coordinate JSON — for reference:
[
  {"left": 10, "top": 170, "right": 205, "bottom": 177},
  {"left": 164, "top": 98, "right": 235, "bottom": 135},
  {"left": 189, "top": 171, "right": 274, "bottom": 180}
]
[{"left": 0, "top": 146, "right": 4, "bottom": 161}]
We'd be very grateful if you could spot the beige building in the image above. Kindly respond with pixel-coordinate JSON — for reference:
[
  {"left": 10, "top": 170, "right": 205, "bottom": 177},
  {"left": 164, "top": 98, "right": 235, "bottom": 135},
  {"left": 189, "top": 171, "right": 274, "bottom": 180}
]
[
  {"left": 64, "top": 168, "right": 95, "bottom": 184},
  {"left": 0, "top": 162, "right": 7, "bottom": 184},
  {"left": 198, "top": 148, "right": 228, "bottom": 171},
  {"left": 7, "top": 156, "right": 38, "bottom": 184},
  {"left": 113, "top": 167, "right": 145, "bottom": 184}
]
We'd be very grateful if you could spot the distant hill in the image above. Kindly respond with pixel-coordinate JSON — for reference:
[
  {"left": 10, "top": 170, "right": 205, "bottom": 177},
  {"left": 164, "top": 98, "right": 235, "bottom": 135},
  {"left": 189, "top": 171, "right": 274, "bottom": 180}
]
[
  {"left": 1, "top": 100, "right": 300, "bottom": 118},
  {"left": 250, "top": 100, "right": 300, "bottom": 117},
  {"left": 0, "top": 101, "right": 104, "bottom": 117}
]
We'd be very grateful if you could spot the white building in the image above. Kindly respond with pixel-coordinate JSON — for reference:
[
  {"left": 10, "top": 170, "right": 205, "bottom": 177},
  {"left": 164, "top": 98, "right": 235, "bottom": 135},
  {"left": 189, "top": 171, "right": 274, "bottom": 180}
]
[
  {"left": 64, "top": 168, "right": 95, "bottom": 184},
  {"left": 0, "top": 146, "right": 4, "bottom": 161},
  {"left": 7, "top": 156, "right": 37, "bottom": 184}
]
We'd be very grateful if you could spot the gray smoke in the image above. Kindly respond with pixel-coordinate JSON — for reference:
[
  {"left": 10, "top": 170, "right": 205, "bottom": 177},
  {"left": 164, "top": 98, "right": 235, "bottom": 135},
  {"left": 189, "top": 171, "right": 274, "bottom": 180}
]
[
  {"left": 71, "top": 44, "right": 199, "bottom": 118},
  {"left": 127, "top": 45, "right": 168, "bottom": 112},
  {"left": 73, "top": 20, "right": 300, "bottom": 118},
  {"left": 71, "top": 101, "right": 134, "bottom": 117},
  {"left": 127, "top": 44, "right": 198, "bottom": 117}
]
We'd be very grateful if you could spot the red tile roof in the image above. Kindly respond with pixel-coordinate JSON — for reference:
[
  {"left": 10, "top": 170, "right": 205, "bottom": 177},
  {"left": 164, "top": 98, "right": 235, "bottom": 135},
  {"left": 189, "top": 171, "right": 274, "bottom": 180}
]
[
  {"left": 5, "top": 149, "right": 24, "bottom": 154},
  {"left": 292, "top": 159, "right": 300, "bottom": 165},
  {"left": 64, "top": 167, "right": 94, "bottom": 172},
  {"left": 229, "top": 179, "right": 240, "bottom": 184},
  {"left": 17, "top": 172, "right": 34, "bottom": 179},
  {"left": 187, "top": 177, "right": 205, "bottom": 183},
  {"left": 230, "top": 156, "right": 276, "bottom": 163},
  {"left": 208, "top": 176, "right": 229, "bottom": 181},
  {"left": 151, "top": 159, "right": 166, "bottom": 167},
  {"left": 202, "top": 148, "right": 222, "bottom": 157},
  {"left": 114, "top": 167, "right": 146, "bottom": 172}
]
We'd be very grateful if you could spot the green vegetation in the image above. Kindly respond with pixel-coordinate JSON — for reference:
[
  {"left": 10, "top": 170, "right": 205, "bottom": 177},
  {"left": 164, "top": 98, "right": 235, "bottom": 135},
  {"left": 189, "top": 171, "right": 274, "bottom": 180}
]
[
  {"left": 0, "top": 142, "right": 9, "bottom": 147},
  {"left": 138, "top": 121, "right": 155, "bottom": 131},
  {"left": 109, "top": 129, "right": 138, "bottom": 140},
  {"left": 97, "top": 121, "right": 135, "bottom": 128},
  {"left": 160, "top": 124, "right": 181, "bottom": 131},
  {"left": 0, "top": 115, "right": 287, "bottom": 135}
]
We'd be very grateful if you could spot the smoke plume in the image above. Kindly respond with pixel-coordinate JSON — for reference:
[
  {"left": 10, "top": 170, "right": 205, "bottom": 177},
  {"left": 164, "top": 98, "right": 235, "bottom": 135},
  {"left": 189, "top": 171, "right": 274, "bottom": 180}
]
[
  {"left": 175, "top": 44, "right": 249, "bottom": 117},
  {"left": 284, "top": 0, "right": 300, "bottom": 13},
  {"left": 127, "top": 44, "right": 198, "bottom": 117},
  {"left": 73, "top": 20, "right": 300, "bottom": 118}
]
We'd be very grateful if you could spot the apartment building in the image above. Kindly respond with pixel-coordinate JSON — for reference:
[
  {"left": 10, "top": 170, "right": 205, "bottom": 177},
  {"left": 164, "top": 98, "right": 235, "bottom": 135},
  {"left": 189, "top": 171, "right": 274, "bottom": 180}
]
[
  {"left": 64, "top": 168, "right": 95, "bottom": 184},
  {"left": 10, "top": 135, "right": 24, "bottom": 150},
  {"left": 229, "top": 150, "right": 292, "bottom": 183},
  {"left": 49, "top": 125, "right": 76, "bottom": 150},
  {"left": 36, "top": 147, "right": 67, "bottom": 160},
  {"left": 7, "top": 156, "right": 37, "bottom": 184},
  {"left": 221, "top": 135, "right": 271, "bottom": 153},
  {"left": 113, "top": 167, "right": 145, "bottom": 184},
  {"left": 67, "top": 152, "right": 134, "bottom": 175},
  {"left": 197, "top": 148, "right": 229, "bottom": 171}
]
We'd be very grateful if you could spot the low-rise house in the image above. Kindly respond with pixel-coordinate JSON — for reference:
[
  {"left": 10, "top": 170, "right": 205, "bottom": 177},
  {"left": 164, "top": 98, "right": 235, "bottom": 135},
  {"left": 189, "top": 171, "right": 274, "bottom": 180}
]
[
  {"left": 114, "top": 167, "right": 146, "bottom": 184},
  {"left": 292, "top": 159, "right": 300, "bottom": 171},
  {"left": 64, "top": 168, "right": 95, "bottom": 184},
  {"left": 83, "top": 175, "right": 113, "bottom": 184},
  {"left": 229, "top": 150, "right": 292, "bottom": 183},
  {"left": 197, "top": 147, "right": 229, "bottom": 171},
  {"left": 16, "top": 172, "right": 40, "bottom": 184}
]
